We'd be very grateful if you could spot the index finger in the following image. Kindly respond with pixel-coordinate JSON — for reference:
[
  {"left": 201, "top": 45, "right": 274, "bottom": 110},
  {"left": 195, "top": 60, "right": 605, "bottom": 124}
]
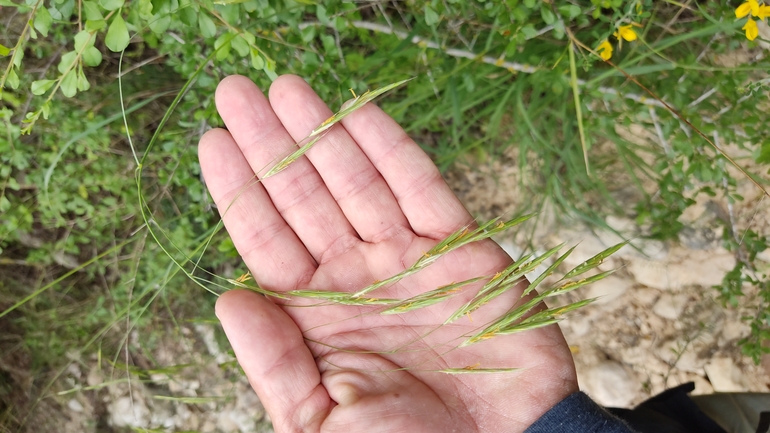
[{"left": 340, "top": 103, "right": 474, "bottom": 239}]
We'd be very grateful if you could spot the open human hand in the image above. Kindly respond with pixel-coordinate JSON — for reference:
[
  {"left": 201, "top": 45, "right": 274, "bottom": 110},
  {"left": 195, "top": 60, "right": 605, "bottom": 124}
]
[{"left": 198, "top": 75, "right": 578, "bottom": 433}]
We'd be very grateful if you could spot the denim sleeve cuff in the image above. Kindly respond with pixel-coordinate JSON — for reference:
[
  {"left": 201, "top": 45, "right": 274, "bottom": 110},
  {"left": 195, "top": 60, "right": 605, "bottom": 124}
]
[{"left": 524, "top": 392, "right": 638, "bottom": 433}]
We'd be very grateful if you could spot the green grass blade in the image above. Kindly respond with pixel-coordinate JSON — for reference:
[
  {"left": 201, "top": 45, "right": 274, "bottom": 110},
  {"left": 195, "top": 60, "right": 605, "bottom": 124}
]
[
  {"left": 261, "top": 78, "right": 414, "bottom": 178},
  {"left": 521, "top": 245, "right": 576, "bottom": 297},
  {"left": 0, "top": 239, "right": 133, "bottom": 319},
  {"left": 438, "top": 366, "right": 521, "bottom": 374},
  {"left": 568, "top": 42, "right": 589, "bottom": 175},
  {"left": 153, "top": 395, "right": 231, "bottom": 404},
  {"left": 288, "top": 289, "right": 399, "bottom": 306},
  {"left": 380, "top": 277, "right": 484, "bottom": 315},
  {"left": 445, "top": 243, "right": 564, "bottom": 324},
  {"left": 563, "top": 241, "right": 628, "bottom": 279},
  {"left": 545, "top": 270, "right": 616, "bottom": 297},
  {"left": 518, "top": 298, "right": 597, "bottom": 326}
]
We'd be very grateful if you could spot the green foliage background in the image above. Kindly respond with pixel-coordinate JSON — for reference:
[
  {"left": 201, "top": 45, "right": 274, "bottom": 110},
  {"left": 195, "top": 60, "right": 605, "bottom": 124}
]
[{"left": 1, "top": 0, "right": 769, "bottom": 429}]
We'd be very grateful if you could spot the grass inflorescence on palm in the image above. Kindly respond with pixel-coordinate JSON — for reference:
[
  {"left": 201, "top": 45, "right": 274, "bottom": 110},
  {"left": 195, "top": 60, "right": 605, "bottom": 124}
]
[{"left": 1, "top": 0, "right": 769, "bottom": 429}]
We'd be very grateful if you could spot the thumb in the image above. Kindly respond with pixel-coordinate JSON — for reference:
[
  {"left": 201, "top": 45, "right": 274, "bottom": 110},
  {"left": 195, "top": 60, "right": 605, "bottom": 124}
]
[{"left": 217, "top": 290, "right": 332, "bottom": 432}]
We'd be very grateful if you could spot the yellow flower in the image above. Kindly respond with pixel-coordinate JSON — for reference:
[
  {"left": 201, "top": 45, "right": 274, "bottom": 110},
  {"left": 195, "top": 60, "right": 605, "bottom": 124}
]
[
  {"left": 758, "top": 5, "right": 770, "bottom": 19},
  {"left": 597, "top": 39, "right": 613, "bottom": 60},
  {"left": 613, "top": 25, "right": 638, "bottom": 42},
  {"left": 743, "top": 18, "right": 759, "bottom": 41},
  {"left": 735, "top": 0, "right": 760, "bottom": 18}
]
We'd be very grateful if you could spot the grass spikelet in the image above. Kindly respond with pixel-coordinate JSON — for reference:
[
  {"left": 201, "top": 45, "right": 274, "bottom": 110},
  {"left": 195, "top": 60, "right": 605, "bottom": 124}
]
[
  {"left": 437, "top": 366, "right": 521, "bottom": 375},
  {"left": 462, "top": 319, "right": 554, "bottom": 346},
  {"left": 445, "top": 243, "right": 565, "bottom": 324},
  {"left": 513, "top": 242, "right": 567, "bottom": 276},
  {"left": 219, "top": 215, "right": 618, "bottom": 368},
  {"left": 353, "top": 214, "right": 535, "bottom": 298},
  {"left": 491, "top": 319, "right": 562, "bottom": 337},
  {"left": 462, "top": 298, "right": 597, "bottom": 346},
  {"left": 431, "top": 214, "right": 536, "bottom": 255},
  {"left": 352, "top": 269, "right": 423, "bottom": 298},
  {"left": 515, "top": 298, "right": 597, "bottom": 329},
  {"left": 380, "top": 277, "right": 484, "bottom": 315},
  {"left": 562, "top": 241, "right": 628, "bottom": 279},
  {"left": 445, "top": 280, "right": 519, "bottom": 325},
  {"left": 262, "top": 78, "right": 414, "bottom": 179},
  {"left": 455, "top": 244, "right": 617, "bottom": 346},
  {"left": 288, "top": 289, "right": 399, "bottom": 306},
  {"left": 520, "top": 245, "right": 576, "bottom": 297},
  {"left": 223, "top": 276, "right": 289, "bottom": 299},
  {"left": 310, "top": 78, "right": 415, "bottom": 136},
  {"left": 462, "top": 295, "right": 543, "bottom": 344},
  {"left": 545, "top": 270, "right": 616, "bottom": 297},
  {"left": 262, "top": 133, "right": 329, "bottom": 178}
]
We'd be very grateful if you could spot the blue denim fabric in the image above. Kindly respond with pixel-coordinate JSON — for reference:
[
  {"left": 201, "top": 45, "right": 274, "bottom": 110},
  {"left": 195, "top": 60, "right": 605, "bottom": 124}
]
[{"left": 525, "top": 392, "right": 638, "bottom": 433}]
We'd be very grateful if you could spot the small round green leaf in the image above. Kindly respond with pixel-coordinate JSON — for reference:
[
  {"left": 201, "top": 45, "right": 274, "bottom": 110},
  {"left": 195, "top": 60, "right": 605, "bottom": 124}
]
[
  {"left": 40, "top": 101, "right": 51, "bottom": 119},
  {"left": 424, "top": 5, "right": 439, "bottom": 26},
  {"left": 264, "top": 58, "right": 277, "bottom": 81},
  {"left": 198, "top": 13, "right": 216, "bottom": 38},
  {"left": 242, "top": 0, "right": 258, "bottom": 12},
  {"left": 82, "top": 45, "right": 102, "bottom": 66},
  {"left": 540, "top": 6, "right": 555, "bottom": 25},
  {"left": 240, "top": 31, "right": 255, "bottom": 45},
  {"left": 98, "top": 0, "right": 124, "bottom": 11},
  {"left": 316, "top": 4, "right": 328, "bottom": 24},
  {"left": 31, "top": 79, "right": 56, "bottom": 95},
  {"left": 47, "top": 4, "right": 62, "bottom": 19},
  {"left": 60, "top": 71, "right": 78, "bottom": 97},
  {"left": 231, "top": 34, "right": 249, "bottom": 57},
  {"left": 138, "top": 0, "right": 152, "bottom": 17},
  {"left": 74, "top": 30, "right": 95, "bottom": 52},
  {"left": 180, "top": 6, "right": 196, "bottom": 26},
  {"left": 77, "top": 71, "right": 90, "bottom": 91},
  {"left": 148, "top": 14, "right": 171, "bottom": 34},
  {"left": 12, "top": 46, "right": 22, "bottom": 68},
  {"left": 33, "top": 6, "right": 53, "bottom": 37},
  {"left": 218, "top": 4, "right": 239, "bottom": 24},
  {"left": 250, "top": 48, "right": 264, "bottom": 70},
  {"left": 105, "top": 14, "right": 130, "bottom": 52},
  {"left": 58, "top": 51, "right": 77, "bottom": 73},
  {"left": 521, "top": 24, "right": 538, "bottom": 39},
  {"left": 558, "top": 4, "right": 581, "bottom": 20},
  {"left": 7, "top": 68, "right": 19, "bottom": 89},
  {"left": 333, "top": 16, "right": 346, "bottom": 30},
  {"left": 214, "top": 33, "right": 233, "bottom": 61},
  {"left": 85, "top": 19, "right": 106, "bottom": 32},
  {"left": 215, "top": 40, "right": 231, "bottom": 61},
  {"left": 82, "top": 0, "right": 103, "bottom": 20}
]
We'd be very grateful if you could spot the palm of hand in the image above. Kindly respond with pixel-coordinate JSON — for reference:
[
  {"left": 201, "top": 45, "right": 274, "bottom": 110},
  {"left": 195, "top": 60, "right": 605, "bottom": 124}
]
[{"left": 199, "top": 75, "right": 577, "bottom": 433}]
